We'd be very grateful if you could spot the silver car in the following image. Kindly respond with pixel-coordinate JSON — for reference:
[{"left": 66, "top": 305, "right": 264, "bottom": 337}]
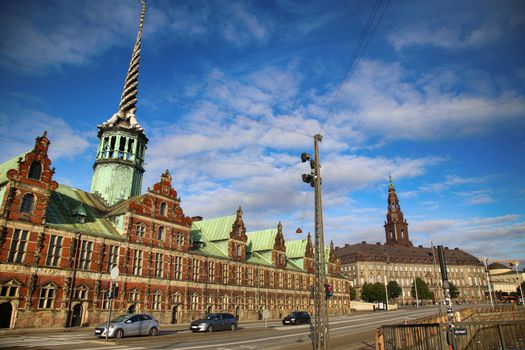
[{"left": 94, "top": 313, "right": 159, "bottom": 338}]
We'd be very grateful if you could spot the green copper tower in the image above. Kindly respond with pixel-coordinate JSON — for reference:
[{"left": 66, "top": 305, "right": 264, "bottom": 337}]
[{"left": 91, "top": 0, "right": 148, "bottom": 206}]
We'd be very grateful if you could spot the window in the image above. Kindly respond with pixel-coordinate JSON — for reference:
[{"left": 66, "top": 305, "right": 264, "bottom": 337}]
[
  {"left": 8, "top": 229, "right": 28, "bottom": 263},
  {"left": 0, "top": 280, "right": 20, "bottom": 297},
  {"left": 38, "top": 284, "right": 56, "bottom": 309},
  {"left": 152, "top": 291, "right": 162, "bottom": 310},
  {"left": 191, "top": 259, "right": 200, "bottom": 281},
  {"left": 172, "top": 292, "right": 181, "bottom": 304},
  {"left": 28, "top": 161, "right": 42, "bottom": 180},
  {"left": 107, "top": 245, "right": 119, "bottom": 272},
  {"left": 74, "top": 285, "right": 88, "bottom": 300},
  {"left": 46, "top": 235, "right": 62, "bottom": 267},
  {"left": 157, "top": 226, "right": 164, "bottom": 241},
  {"left": 154, "top": 253, "right": 164, "bottom": 278},
  {"left": 237, "top": 225, "right": 242, "bottom": 237},
  {"left": 191, "top": 293, "right": 198, "bottom": 310},
  {"left": 270, "top": 271, "right": 275, "bottom": 288},
  {"left": 222, "top": 265, "right": 229, "bottom": 284},
  {"left": 132, "top": 250, "right": 143, "bottom": 275},
  {"left": 209, "top": 262, "right": 215, "bottom": 282},
  {"left": 136, "top": 224, "right": 146, "bottom": 237},
  {"left": 159, "top": 202, "right": 167, "bottom": 216},
  {"left": 236, "top": 244, "right": 242, "bottom": 257},
  {"left": 20, "top": 193, "right": 34, "bottom": 213},
  {"left": 176, "top": 232, "right": 184, "bottom": 245},
  {"left": 173, "top": 256, "right": 182, "bottom": 280},
  {"left": 248, "top": 268, "right": 254, "bottom": 286},
  {"left": 129, "top": 289, "right": 140, "bottom": 302},
  {"left": 235, "top": 266, "right": 242, "bottom": 285},
  {"left": 78, "top": 240, "right": 93, "bottom": 270}
]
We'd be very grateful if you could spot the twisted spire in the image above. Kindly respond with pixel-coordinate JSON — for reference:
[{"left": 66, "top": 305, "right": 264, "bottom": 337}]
[{"left": 100, "top": 0, "right": 146, "bottom": 131}]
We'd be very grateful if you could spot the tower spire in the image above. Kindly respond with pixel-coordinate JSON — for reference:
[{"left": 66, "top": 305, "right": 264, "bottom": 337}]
[
  {"left": 384, "top": 177, "right": 412, "bottom": 247},
  {"left": 91, "top": 0, "right": 149, "bottom": 206},
  {"left": 100, "top": 0, "right": 146, "bottom": 131}
]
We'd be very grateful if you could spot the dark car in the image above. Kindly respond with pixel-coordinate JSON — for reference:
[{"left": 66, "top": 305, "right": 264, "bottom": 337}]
[
  {"left": 282, "top": 311, "right": 311, "bottom": 325},
  {"left": 190, "top": 313, "right": 238, "bottom": 332},
  {"left": 94, "top": 313, "right": 159, "bottom": 338}
]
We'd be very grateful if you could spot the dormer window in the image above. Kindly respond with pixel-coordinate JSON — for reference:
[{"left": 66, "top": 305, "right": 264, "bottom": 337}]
[
  {"left": 28, "top": 161, "right": 42, "bottom": 180},
  {"left": 159, "top": 202, "right": 167, "bottom": 216},
  {"left": 20, "top": 193, "right": 34, "bottom": 213}
]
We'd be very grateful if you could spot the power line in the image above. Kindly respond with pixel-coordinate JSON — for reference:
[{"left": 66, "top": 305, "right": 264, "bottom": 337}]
[{"left": 320, "top": 0, "right": 391, "bottom": 131}]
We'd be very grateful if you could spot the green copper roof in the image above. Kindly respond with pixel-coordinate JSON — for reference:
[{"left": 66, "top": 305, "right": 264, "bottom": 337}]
[
  {"left": 286, "top": 258, "right": 303, "bottom": 271},
  {"left": 46, "top": 184, "right": 120, "bottom": 238},
  {"left": 246, "top": 251, "right": 272, "bottom": 266},
  {"left": 0, "top": 151, "right": 30, "bottom": 185},
  {"left": 191, "top": 216, "right": 235, "bottom": 242},
  {"left": 285, "top": 239, "right": 307, "bottom": 258},
  {"left": 246, "top": 229, "right": 277, "bottom": 252}
]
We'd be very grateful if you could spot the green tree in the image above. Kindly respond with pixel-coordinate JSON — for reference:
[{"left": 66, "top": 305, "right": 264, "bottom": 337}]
[
  {"left": 387, "top": 281, "right": 402, "bottom": 299},
  {"left": 350, "top": 286, "right": 357, "bottom": 300},
  {"left": 361, "top": 282, "right": 387, "bottom": 303},
  {"left": 411, "top": 277, "right": 432, "bottom": 300},
  {"left": 449, "top": 282, "right": 460, "bottom": 299}
]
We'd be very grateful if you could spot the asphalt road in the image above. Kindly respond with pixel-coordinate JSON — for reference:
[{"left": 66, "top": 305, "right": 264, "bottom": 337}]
[{"left": 0, "top": 306, "right": 448, "bottom": 350}]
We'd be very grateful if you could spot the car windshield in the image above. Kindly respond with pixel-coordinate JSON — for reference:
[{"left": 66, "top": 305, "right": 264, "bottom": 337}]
[
  {"left": 290, "top": 312, "right": 302, "bottom": 317},
  {"left": 111, "top": 315, "right": 130, "bottom": 323},
  {"left": 206, "top": 314, "right": 219, "bottom": 320}
]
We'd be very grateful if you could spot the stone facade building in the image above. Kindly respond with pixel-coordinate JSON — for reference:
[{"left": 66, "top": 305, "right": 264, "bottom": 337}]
[
  {"left": 335, "top": 179, "right": 487, "bottom": 305},
  {"left": 0, "top": 2, "right": 349, "bottom": 329}
]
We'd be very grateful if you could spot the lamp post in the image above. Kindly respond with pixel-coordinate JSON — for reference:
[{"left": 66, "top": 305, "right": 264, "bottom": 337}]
[
  {"left": 482, "top": 258, "right": 495, "bottom": 310},
  {"left": 413, "top": 270, "right": 419, "bottom": 307}
]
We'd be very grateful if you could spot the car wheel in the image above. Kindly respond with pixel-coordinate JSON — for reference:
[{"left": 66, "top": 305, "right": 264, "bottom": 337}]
[
  {"left": 114, "top": 329, "right": 124, "bottom": 339},
  {"left": 230, "top": 323, "right": 236, "bottom": 331},
  {"left": 207, "top": 325, "right": 213, "bottom": 333},
  {"left": 149, "top": 327, "right": 158, "bottom": 336}
]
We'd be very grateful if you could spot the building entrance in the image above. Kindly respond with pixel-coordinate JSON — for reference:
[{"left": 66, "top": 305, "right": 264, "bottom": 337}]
[{"left": 0, "top": 302, "right": 12, "bottom": 328}]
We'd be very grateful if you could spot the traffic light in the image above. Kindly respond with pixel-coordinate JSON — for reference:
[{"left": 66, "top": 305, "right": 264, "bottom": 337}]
[
  {"left": 112, "top": 283, "right": 119, "bottom": 298},
  {"left": 325, "top": 284, "right": 333, "bottom": 298}
]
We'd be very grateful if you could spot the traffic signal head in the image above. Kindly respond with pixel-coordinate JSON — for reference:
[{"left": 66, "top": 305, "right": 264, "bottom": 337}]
[{"left": 325, "top": 284, "right": 333, "bottom": 298}]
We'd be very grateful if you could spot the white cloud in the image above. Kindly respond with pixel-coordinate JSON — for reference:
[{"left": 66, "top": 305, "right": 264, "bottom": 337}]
[{"left": 0, "top": 109, "right": 91, "bottom": 161}]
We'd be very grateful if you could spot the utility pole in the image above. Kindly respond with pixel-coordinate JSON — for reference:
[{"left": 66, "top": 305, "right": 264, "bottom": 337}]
[
  {"left": 438, "top": 245, "right": 457, "bottom": 350},
  {"left": 301, "top": 134, "right": 330, "bottom": 350}
]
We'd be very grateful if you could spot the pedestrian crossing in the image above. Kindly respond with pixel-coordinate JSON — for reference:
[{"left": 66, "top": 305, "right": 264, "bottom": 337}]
[{"left": 0, "top": 333, "right": 93, "bottom": 348}]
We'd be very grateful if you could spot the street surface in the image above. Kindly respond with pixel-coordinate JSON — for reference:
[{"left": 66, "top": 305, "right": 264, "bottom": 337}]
[{"left": 0, "top": 306, "right": 449, "bottom": 350}]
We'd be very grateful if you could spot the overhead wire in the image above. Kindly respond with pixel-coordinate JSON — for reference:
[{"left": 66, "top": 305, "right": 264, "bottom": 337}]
[{"left": 320, "top": 0, "right": 391, "bottom": 132}]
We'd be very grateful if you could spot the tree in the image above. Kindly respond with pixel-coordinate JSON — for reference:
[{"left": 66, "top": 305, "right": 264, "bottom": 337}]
[
  {"left": 449, "top": 282, "right": 460, "bottom": 299},
  {"left": 350, "top": 286, "right": 357, "bottom": 300},
  {"left": 411, "top": 277, "right": 432, "bottom": 300},
  {"left": 387, "top": 281, "right": 402, "bottom": 299},
  {"left": 360, "top": 282, "right": 386, "bottom": 303}
]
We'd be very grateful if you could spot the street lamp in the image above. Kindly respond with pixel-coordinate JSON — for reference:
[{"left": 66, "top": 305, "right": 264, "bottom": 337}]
[{"left": 512, "top": 261, "right": 525, "bottom": 311}]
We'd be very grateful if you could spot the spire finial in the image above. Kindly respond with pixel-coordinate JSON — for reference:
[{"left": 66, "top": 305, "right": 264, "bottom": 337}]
[
  {"left": 388, "top": 175, "right": 394, "bottom": 189},
  {"left": 100, "top": 0, "right": 146, "bottom": 131}
]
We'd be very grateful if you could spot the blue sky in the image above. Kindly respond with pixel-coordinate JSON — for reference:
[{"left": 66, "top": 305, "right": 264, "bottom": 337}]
[{"left": 1, "top": 0, "right": 524, "bottom": 263}]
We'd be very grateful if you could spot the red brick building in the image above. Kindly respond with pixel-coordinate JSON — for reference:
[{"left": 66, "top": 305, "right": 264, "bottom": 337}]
[{"left": 0, "top": 1, "right": 349, "bottom": 329}]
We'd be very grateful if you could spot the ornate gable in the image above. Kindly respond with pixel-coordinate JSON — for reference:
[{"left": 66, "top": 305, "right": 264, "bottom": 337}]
[
  {"left": 273, "top": 222, "right": 287, "bottom": 269},
  {"left": 229, "top": 207, "right": 247, "bottom": 262},
  {"left": 3, "top": 132, "right": 58, "bottom": 224}
]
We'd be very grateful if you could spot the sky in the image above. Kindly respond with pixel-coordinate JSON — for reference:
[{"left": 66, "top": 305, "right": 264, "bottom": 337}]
[{"left": 1, "top": 0, "right": 524, "bottom": 263}]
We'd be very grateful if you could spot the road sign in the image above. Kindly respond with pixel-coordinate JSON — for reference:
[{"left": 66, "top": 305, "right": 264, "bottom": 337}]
[
  {"left": 262, "top": 310, "right": 270, "bottom": 319},
  {"left": 110, "top": 266, "right": 119, "bottom": 280},
  {"left": 454, "top": 327, "right": 467, "bottom": 336}
]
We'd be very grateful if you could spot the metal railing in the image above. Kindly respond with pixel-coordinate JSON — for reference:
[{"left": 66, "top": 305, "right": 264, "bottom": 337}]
[{"left": 380, "top": 320, "right": 525, "bottom": 350}]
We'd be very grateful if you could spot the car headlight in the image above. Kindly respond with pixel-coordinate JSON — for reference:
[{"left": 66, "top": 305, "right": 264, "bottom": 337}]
[
  {"left": 291, "top": 318, "right": 296, "bottom": 321},
  {"left": 198, "top": 323, "right": 207, "bottom": 327}
]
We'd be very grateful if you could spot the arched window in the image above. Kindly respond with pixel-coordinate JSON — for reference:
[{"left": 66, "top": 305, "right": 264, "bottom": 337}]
[
  {"left": 159, "top": 202, "right": 167, "bottom": 216},
  {"left": 236, "top": 244, "right": 242, "bottom": 257},
  {"left": 157, "top": 226, "right": 164, "bottom": 240},
  {"left": 20, "top": 193, "right": 34, "bottom": 213},
  {"left": 28, "top": 161, "right": 42, "bottom": 180}
]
